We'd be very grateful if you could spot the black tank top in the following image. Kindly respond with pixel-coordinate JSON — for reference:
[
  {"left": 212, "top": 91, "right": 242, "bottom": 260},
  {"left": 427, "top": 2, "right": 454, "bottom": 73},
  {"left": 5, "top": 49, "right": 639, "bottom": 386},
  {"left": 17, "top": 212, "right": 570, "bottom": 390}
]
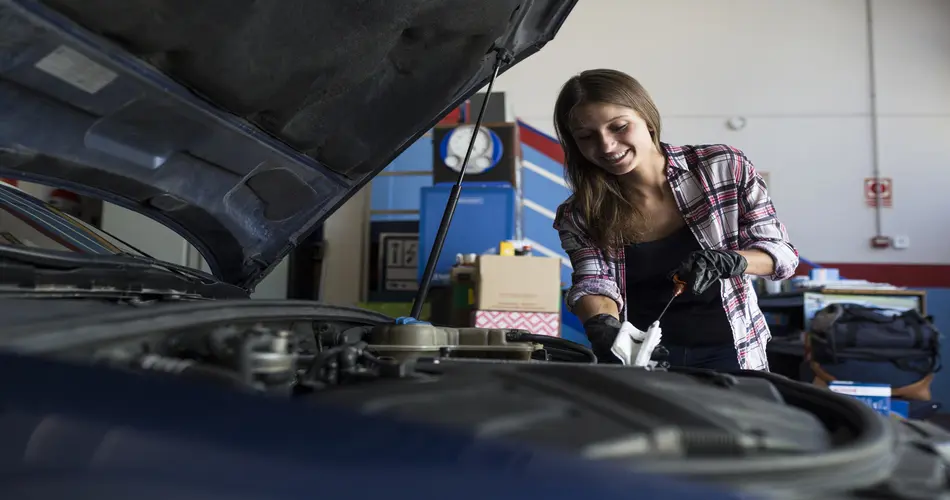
[{"left": 624, "top": 225, "right": 733, "bottom": 346}]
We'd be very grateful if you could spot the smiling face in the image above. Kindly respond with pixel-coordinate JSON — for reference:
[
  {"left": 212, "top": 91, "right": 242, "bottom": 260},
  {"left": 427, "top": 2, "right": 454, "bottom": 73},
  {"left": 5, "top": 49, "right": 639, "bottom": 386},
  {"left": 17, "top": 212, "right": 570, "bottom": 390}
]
[
  {"left": 552, "top": 69, "right": 665, "bottom": 248},
  {"left": 568, "top": 102, "right": 658, "bottom": 176}
]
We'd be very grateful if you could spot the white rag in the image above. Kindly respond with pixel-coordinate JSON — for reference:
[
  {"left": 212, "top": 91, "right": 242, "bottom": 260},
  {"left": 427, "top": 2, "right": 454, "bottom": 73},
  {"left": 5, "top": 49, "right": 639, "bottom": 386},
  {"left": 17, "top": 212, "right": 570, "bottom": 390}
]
[{"left": 609, "top": 320, "right": 663, "bottom": 367}]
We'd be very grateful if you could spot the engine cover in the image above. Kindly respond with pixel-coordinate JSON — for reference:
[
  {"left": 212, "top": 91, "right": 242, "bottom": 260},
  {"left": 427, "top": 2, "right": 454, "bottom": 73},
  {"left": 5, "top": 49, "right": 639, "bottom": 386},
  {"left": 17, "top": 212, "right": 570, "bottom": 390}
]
[{"left": 315, "top": 359, "right": 831, "bottom": 460}]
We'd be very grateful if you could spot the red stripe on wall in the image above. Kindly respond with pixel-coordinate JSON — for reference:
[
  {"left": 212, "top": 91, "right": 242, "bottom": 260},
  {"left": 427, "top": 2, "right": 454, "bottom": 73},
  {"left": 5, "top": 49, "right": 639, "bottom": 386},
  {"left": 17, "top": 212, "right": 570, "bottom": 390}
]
[
  {"left": 518, "top": 119, "right": 565, "bottom": 163},
  {"left": 514, "top": 117, "right": 950, "bottom": 289},
  {"left": 438, "top": 107, "right": 462, "bottom": 125},
  {"left": 797, "top": 262, "right": 950, "bottom": 289}
]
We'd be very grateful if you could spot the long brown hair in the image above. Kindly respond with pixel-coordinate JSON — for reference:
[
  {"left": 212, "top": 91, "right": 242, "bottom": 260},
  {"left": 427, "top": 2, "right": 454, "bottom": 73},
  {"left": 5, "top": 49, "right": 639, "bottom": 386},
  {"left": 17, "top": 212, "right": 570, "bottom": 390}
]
[{"left": 553, "top": 69, "right": 663, "bottom": 249}]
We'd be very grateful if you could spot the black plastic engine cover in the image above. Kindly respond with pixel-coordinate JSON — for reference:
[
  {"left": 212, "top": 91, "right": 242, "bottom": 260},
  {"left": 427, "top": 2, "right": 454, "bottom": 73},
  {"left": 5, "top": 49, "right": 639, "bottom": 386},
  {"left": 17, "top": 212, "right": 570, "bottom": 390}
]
[
  {"left": 314, "top": 360, "right": 832, "bottom": 460},
  {"left": 314, "top": 360, "right": 950, "bottom": 498}
]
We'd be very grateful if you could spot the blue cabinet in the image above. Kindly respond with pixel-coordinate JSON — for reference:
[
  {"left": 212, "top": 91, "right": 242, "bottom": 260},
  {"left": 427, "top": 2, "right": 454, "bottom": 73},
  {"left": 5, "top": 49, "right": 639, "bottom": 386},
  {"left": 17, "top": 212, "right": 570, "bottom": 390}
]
[{"left": 418, "top": 185, "right": 520, "bottom": 286}]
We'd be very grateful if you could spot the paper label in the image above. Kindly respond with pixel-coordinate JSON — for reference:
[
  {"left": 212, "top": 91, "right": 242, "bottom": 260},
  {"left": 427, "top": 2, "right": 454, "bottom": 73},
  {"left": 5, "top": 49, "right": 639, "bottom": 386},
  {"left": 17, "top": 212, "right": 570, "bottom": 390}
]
[{"left": 35, "top": 45, "right": 117, "bottom": 94}]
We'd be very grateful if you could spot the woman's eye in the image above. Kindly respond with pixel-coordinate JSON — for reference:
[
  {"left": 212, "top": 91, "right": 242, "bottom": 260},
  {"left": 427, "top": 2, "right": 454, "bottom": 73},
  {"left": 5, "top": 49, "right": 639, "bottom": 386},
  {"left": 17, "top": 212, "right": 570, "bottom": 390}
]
[{"left": 612, "top": 124, "right": 628, "bottom": 132}]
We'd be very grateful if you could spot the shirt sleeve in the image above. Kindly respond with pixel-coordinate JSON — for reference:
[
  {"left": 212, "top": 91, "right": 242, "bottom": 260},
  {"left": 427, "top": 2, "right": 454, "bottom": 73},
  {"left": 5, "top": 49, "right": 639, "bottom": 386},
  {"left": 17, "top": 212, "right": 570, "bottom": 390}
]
[
  {"left": 553, "top": 202, "right": 624, "bottom": 314},
  {"left": 733, "top": 149, "right": 800, "bottom": 281}
]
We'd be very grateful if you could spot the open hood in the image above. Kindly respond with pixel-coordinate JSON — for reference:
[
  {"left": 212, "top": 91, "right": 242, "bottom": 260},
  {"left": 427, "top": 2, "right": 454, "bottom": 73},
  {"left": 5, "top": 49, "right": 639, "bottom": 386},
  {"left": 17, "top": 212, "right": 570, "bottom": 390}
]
[{"left": 0, "top": 0, "right": 576, "bottom": 290}]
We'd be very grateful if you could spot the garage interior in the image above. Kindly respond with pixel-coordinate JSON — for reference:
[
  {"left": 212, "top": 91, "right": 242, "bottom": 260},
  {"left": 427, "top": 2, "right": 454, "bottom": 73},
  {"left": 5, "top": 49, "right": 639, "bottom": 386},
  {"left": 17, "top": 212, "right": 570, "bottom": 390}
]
[{"left": 9, "top": 0, "right": 949, "bottom": 412}]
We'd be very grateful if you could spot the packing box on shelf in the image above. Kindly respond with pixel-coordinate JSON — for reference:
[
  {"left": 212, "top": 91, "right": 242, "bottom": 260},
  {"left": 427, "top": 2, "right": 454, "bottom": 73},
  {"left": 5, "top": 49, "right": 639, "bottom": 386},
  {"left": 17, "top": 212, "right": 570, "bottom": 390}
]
[{"left": 475, "top": 254, "right": 561, "bottom": 313}]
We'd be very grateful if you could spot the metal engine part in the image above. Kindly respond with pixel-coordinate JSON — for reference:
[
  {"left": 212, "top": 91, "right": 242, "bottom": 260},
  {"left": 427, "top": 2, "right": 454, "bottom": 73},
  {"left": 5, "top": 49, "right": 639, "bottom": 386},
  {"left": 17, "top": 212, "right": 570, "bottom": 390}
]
[
  {"left": 366, "top": 323, "right": 541, "bottom": 362},
  {"left": 160, "top": 324, "right": 297, "bottom": 394},
  {"left": 237, "top": 326, "right": 297, "bottom": 394}
]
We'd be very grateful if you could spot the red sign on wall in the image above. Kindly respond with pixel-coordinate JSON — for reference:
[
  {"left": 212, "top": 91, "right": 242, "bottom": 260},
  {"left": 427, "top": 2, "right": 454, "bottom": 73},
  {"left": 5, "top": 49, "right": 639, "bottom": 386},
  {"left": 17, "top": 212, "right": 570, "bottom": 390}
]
[{"left": 865, "top": 177, "right": 893, "bottom": 207}]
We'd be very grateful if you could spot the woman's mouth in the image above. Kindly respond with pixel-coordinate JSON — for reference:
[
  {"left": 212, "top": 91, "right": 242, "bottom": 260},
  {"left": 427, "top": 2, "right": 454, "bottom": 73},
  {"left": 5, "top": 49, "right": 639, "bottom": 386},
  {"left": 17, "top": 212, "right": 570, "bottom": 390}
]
[{"left": 603, "top": 149, "right": 630, "bottom": 165}]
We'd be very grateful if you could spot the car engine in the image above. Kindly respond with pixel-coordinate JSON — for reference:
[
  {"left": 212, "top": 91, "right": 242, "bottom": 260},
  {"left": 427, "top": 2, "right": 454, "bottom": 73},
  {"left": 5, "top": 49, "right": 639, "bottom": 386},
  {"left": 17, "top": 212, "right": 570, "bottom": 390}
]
[{"left": 2, "top": 302, "right": 949, "bottom": 500}]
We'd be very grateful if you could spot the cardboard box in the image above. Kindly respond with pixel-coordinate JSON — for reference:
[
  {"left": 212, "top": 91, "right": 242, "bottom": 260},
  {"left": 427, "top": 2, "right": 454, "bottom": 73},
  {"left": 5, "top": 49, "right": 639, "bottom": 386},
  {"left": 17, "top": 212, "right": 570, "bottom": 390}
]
[
  {"left": 476, "top": 255, "right": 561, "bottom": 313},
  {"left": 474, "top": 310, "right": 560, "bottom": 337}
]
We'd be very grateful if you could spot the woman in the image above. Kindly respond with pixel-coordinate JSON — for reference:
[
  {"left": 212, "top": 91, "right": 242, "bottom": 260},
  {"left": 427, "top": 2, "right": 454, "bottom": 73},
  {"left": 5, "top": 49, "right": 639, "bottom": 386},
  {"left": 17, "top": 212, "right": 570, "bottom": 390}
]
[{"left": 552, "top": 69, "right": 798, "bottom": 371}]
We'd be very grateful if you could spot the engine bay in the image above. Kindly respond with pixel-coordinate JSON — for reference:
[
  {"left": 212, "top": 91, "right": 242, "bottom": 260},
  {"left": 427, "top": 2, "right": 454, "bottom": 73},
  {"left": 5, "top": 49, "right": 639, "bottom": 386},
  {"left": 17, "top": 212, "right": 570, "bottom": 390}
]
[
  {"left": 71, "top": 318, "right": 597, "bottom": 396},
  {"left": 29, "top": 314, "right": 873, "bottom": 462},
  {"left": 2, "top": 299, "right": 949, "bottom": 499}
]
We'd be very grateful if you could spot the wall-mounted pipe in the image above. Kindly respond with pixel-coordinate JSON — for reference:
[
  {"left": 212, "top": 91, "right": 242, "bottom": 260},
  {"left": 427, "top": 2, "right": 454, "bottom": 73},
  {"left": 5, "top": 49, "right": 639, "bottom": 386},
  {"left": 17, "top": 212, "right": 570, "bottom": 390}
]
[{"left": 865, "top": 0, "right": 884, "bottom": 238}]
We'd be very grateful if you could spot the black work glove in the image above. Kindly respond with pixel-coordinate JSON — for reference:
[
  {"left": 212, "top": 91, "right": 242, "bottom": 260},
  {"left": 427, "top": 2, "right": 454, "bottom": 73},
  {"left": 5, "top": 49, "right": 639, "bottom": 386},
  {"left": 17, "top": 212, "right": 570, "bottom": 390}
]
[
  {"left": 652, "top": 344, "right": 670, "bottom": 364},
  {"left": 584, "top": 314, "right": 623, "bottom": 364},
  {"left": 674, "top": 249, "right": 748, "bottom": 295}
]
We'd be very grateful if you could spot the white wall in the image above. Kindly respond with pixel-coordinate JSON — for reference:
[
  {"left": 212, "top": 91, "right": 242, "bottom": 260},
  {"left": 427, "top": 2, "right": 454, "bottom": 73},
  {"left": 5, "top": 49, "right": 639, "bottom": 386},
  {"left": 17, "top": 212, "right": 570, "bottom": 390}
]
[
  {"left": 101, "top": 202, "right": 207, "bottom": 269},
  {"left": 320, "top": 184, "right": 371, "bottom": 306},
  {"left": 493, "top": 0, "right": 950, "bottom": 264},
  {"left": 101, "top": 202, "right": 289, "bottom": 299}
]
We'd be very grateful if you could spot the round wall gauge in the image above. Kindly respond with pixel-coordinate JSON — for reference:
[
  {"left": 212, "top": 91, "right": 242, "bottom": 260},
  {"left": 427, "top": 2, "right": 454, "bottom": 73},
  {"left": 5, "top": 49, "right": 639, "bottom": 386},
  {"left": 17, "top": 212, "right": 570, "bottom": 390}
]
[{"left": 438, "top": 124, "right": 503, "bottom": 175}]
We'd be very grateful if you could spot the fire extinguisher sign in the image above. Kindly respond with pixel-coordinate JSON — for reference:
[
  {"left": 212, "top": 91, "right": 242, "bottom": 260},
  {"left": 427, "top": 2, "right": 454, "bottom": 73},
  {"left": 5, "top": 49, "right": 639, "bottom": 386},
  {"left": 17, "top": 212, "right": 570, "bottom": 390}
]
[{"left": 864, "top": 178, "right": 892, "bottom": 208}]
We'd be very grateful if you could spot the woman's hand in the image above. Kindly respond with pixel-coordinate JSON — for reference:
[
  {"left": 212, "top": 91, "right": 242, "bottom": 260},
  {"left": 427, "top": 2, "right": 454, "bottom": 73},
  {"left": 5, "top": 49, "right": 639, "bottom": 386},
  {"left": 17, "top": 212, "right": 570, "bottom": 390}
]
[
  {"left": 674, "top": 249, "right": 748, "bottom": 295},
  {"left": 583, "top": 314, "right": 624, "bottom": 364}
]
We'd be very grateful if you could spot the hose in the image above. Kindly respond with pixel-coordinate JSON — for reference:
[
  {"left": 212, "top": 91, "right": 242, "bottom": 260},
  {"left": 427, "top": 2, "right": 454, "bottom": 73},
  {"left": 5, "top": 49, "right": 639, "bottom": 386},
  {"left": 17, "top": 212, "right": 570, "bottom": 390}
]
[{"left": 508, "top": 332, "right": 597, "bottom": 363}]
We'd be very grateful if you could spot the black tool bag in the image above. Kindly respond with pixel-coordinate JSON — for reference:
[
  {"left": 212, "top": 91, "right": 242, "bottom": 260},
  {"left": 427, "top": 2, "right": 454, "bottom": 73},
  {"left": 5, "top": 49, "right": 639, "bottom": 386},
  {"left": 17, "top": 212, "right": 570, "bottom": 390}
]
[{"left": 808, "top": 303, "right": 942, "bottom": 375}]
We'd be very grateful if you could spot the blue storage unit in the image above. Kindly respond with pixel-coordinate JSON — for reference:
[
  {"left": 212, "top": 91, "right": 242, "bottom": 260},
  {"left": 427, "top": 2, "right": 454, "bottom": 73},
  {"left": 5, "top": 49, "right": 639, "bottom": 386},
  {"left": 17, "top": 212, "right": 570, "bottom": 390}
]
[{"left": 418, "top": 184, "right": 520, "bottom": 286}]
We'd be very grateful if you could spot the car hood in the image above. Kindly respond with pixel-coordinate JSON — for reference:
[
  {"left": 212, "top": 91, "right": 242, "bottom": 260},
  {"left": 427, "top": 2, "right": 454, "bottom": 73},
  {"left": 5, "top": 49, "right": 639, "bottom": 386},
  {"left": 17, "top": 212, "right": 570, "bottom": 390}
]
[{"left": 0, "top": 0, "right": 576, "bottom": 290}]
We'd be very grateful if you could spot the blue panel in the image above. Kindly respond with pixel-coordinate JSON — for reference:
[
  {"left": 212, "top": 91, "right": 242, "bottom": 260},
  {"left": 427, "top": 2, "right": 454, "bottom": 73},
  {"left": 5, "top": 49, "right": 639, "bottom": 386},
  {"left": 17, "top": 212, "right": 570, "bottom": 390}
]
[
  {"left": 522, "top": 144, "right": 564, "bottom": 176},
  {"left": 522, "top": 208, "right": 572, "bottom": 287},
  {"left": 521, "top": 206, "right": 562, "bottom": 257},
  {"left": 400, "top": 175, "right": 434, "bottom": 211},
  {"left": 370, "top": 133, "right": 434, "bottom": 221},
  {"left": 523, "top": 176, "right": 570, "bottom": 215},
  {"left": 383, "top": 135, "right": 434, "bottom": 173},
  {"left": 419, "top": 185, "right": 518, "bottom": 285},
  {"left": 370, "top": 176, "right": 396, "bottom": 212},
  {"left": 519, "top": 142, "right": 573, "bottom": 288},
  {"left": 561, "top": 296, "right": 589, "bottom": 347},
  {"left": 372, "top": 175, "right": 432, "bottom": 212},
  {"left": 394, "top": 175, "right": 433, "bottom": 210},
  {"left": 371, "top": 213, "right": 419, "bottom": 222},
  {"left": 561, "top": 323, "right": 588, "bottom": 346}
]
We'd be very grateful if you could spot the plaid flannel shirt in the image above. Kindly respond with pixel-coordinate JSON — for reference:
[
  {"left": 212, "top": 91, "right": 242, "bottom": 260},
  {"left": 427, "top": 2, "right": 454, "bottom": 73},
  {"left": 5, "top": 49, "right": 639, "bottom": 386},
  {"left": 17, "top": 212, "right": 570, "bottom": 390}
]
[{"left": 554, "top": 143, "right": 799, "bottom": 370}]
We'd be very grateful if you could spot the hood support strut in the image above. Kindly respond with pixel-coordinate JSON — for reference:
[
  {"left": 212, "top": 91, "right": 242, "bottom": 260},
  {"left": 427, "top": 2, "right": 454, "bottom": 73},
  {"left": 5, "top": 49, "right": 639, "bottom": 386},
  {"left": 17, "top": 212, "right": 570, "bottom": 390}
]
[{"left": 409, "top": 48, "right": 512, "bottom": 320}]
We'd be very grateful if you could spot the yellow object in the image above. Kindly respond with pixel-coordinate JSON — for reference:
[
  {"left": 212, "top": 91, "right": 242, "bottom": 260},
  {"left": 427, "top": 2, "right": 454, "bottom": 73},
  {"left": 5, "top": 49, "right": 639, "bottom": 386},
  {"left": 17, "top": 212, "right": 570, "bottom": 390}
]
[{"left": 499, "top": 240, "right": 516, "bottom": 256}]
